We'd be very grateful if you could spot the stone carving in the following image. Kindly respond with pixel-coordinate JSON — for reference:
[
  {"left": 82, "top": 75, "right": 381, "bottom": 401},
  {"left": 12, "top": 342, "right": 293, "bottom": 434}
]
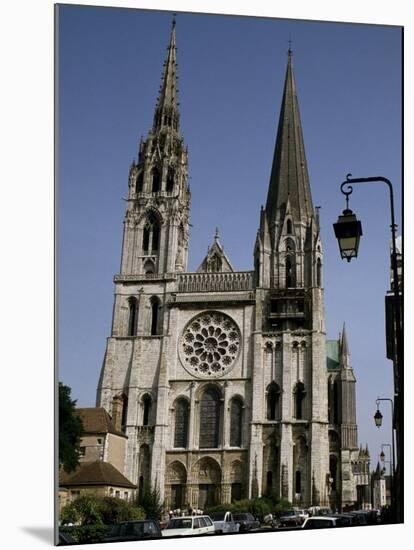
[{"left": 179, "top": 311, "right": 241, "bottom": 378}]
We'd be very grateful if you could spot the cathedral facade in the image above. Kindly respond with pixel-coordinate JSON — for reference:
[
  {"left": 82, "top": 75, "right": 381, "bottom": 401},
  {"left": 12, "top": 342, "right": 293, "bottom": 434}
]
[{"left": 96, "top": 21, "right": 369, "bottom": 512}]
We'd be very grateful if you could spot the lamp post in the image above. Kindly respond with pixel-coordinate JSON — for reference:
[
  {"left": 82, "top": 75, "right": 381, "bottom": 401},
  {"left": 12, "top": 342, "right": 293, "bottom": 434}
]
[
  {"left": 380, "top": 443, "right": 393, "bottom": 509},
  {"left": 333, "top": 173, "right": 403, "bottom": 522},
  {"left": 380, "top": 443, "right": 393, "bottom": 478},
  {"left": 373, "top": 398, "right": 396, "bottom": 521}
]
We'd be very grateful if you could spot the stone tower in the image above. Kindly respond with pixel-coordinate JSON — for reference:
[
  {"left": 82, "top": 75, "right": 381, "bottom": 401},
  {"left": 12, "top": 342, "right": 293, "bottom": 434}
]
[
  {"left": 97, "top": 20, "right": 190, "bottom": 492},
  {"left": 96, "top": 26, "right": 364, "bottom": 512},
  {"left": 252, "top": 49, "right": 328, "bottom": 506}
]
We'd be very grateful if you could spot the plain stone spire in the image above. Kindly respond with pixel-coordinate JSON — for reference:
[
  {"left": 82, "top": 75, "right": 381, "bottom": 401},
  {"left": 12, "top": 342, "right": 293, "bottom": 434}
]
[{"left": 265, "top": 50, "right": 314, "bottom": 224}]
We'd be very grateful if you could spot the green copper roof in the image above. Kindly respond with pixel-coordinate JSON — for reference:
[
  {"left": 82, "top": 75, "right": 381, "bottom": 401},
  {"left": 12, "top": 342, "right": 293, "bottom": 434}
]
[{"left": 326, "top": 340, "right": 340, "bottom": 370}]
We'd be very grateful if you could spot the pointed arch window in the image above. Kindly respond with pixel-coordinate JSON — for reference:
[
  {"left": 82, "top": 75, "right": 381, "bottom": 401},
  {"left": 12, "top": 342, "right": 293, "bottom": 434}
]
[
  {"left": 127, "top": 297, "right": 139, "bottom": 336},
  {"left": 121, "top": 394, "right": 128, "bottom": 430},
  {"left": 286, "top": 219, "right": 293, "bottom": 234},
  {"left": 316, "top": 258, "right": 322, "bottom": 287},
  {"left": 295, "top": 470, "right": 302, "bottom": 494},
  {"left": 142, "top": 212, "right": 160, "bottom": 255},
  {"left": 166, "top": 168, "right": 175, "bottom": 193},
  {"left": 151, "top": 167, "right": 160, "bottom": 193},
  {"left": 142, "top": 394, "right": 152, "bottom": 426},
  {"left": 293, "top": 382, "right": 306, "bottom": 420},
  {"left": 136, "top": 171, "right": 144, "bottom": 193},
  {"left": 328, "top": 377, "right": 333, "bottom": 423},
  {"left": 266, "top": 471, "right": 273, "bottom": 492},
  {"left": 329, "top": 455, "right": 338, "bottom": 491},
  {"left": 143, "top": 259, "right": 155, "bottom": 275},
  {"left": 174, "top": 399, "right": 189, "bottom": 448},
  {"left": 286, "top": 255, "right": 296, "bottom": 287},
  {"left": 333, "top": 381, "right": 339, "bottom": 424},
  {"left": 150, "top": 296, "right": 161, "bottom": 335},
  {"left": 230, "top": 398, "right": 243, "bottom": 447},
  {"left": 285, "top": 238, "right": 296, "bottom": 288},
  {"left": 267, "top": 382, "right": 281, "bottom": 420},
  {"left": 199, "top": 388, "right": 221, "bottom": 449}
]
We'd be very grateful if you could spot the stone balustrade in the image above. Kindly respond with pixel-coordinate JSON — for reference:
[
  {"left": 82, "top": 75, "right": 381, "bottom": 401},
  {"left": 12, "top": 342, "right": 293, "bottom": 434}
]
[{"left": 177, "top": 271, "right": 254, "bottom": 293}]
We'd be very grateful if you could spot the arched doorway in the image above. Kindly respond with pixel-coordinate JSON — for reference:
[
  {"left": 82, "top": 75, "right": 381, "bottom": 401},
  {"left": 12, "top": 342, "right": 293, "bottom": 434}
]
[
  {"left": 167, "top": 461, "right": 187, "bottom": 510},
  {"left": 193, "top": 457, "right": 221, "bottom": 509}
]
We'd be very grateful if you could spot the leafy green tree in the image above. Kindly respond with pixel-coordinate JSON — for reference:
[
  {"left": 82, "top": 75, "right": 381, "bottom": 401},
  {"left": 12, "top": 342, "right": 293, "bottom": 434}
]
[
  {"left": 59, "top": 382, "right": 84, "bottom": 473},
  {"left": 60, "top": 494, "right": 145, "bottom": 526},
  {"left": 137, "top": 485, "right": 164, "bottom": 521},
  {"left": 100, "top": 496, "right": 145, "bottom": 524}
]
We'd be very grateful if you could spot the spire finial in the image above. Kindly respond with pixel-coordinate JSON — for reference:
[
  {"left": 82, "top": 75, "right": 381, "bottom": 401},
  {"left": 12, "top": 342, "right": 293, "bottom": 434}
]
[
  {"left": 288, "top": 37, "right": 292, "bottom": 56},
  {"left": 172, "top": 13, "right": 176, "bottom": 27},
  {"left": 214, "top": 227, "right": 220, "bottom": 242}
]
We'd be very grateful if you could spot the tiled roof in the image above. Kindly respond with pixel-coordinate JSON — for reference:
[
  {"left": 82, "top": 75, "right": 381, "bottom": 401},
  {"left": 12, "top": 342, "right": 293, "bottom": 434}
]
[
  {"left": 60, "top": 461, "right": 135, "bottom": 489},
  {"left": 75, "top": 407, "right": 126, "bottom": 438}
]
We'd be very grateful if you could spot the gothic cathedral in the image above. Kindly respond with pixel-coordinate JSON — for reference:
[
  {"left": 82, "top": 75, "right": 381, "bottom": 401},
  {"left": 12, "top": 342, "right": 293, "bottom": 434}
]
[{"left": 96, "top": 21, "right": 370, "bottom": 512}]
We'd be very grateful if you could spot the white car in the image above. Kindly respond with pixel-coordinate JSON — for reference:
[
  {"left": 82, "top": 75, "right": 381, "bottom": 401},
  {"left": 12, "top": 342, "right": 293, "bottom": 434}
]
[
  {"left": 162, "top": 516, "right": 215, "bottom": 537},
  {"left": 294, "top": 509, "right": 309, "bottom": 523},
  {"left": 209, "top": 511, "right": 240, "bottom": 534}
]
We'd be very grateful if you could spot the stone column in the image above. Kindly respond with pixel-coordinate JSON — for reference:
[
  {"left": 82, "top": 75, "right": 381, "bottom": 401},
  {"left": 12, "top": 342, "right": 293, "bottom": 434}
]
[
  {"left": 188, "top": 381, "right": 196, "bottom": 449},
  {"left": 223, "top": 381, "right": 230, "bottom": 448},
  {"left": 222, "top": 483, "right": 231, "bottom": 504}
]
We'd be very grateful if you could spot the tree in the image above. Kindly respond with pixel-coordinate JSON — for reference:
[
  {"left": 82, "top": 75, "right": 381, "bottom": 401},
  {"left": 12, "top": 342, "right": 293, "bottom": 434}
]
[
  {"left": 60, "top": 494, "right": 145, "bottom": 526},
  {"left": 137, "top": 485, "right": 164, "bottom": 521},
  {"left": 59, "top": 382, "right": 84, "bottom": 473}
]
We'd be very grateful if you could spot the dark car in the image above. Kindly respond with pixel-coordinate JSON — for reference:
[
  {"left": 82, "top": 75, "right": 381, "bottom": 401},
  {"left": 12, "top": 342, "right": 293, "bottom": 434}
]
[
  {"left": 105, "top": 520, "right": 162, "bottom": 542},
  {"left": 348, "top": 511, "right": 369, "bottom": 526},
  {"left": 233, "top": 513, "right": 260, "bottom": 532},
  {"left": 330, "top": 514, "right": 356, "bottom": 527},
  {"left": 58, "top": 531, "right": 77, "bottom": 546},
  {"left": 278, "top": 510, "right": 302, "bottom": 527}
]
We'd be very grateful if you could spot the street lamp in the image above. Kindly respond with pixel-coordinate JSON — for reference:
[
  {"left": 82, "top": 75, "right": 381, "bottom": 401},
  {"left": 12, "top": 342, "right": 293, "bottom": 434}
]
[
  {"left": 333, "top": 173, "right": 403, "bottom": 523},
  {"left": 374, "top": 409, "right": 383, "bottom": 428},
  {"left": 333, "top": 206, "right": 363, "bottom": 262}
]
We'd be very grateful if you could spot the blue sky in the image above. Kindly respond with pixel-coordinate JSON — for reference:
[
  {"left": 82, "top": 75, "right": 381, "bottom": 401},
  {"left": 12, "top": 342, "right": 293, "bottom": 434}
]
[{"left": 58, "top": 5, "right": 401, "bottom": 470}]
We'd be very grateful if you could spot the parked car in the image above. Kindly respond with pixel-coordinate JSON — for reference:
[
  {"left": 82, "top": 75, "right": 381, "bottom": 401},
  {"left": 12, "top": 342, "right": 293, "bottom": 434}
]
[
  {"left": 162, "top": 515, "right": 215, "bottom": 537},
  {"left": 209, "top": 511, "right": 240, "bottom": 534},
  {"left": 302, "top": 516, "right": 338, "bottom": 529},
  {"left": 105, "top": 520, "right": 162, "bottom": 542},
  {"left": 232, "top": 513, "right": 260, "bottom": 532},
  {"left": 307, "top": 506, "right": 332, "bottom": 517},
  {"left": 329, "top": 514, "right": 356, "bottom": 527},
  {"left": 263, "top": 513, "right": 280, "bottom": 529},
  {"left": 294, "top": 509, "right": 309, "bottom": 524},
  {"left": 278, "top": 510, "right": 302, "bottom": 527},
  {"left": 58, "top": 530, "right": 77, "bottom": 545}
]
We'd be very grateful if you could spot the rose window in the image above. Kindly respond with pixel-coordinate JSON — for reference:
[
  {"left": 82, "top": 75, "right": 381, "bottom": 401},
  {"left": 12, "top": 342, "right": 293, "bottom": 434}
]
[{"left": 179, "top": 311, "right": 241, "bottom": 378}]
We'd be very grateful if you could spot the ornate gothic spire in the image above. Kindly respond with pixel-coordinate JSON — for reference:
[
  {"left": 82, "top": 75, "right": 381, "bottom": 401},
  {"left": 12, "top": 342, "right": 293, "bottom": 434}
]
[
  {"left": 153, "top": 19, "right": 180, "bottom": 132},
  {"left": 265, "top": 50, "right": 314, "bottom": 224}
]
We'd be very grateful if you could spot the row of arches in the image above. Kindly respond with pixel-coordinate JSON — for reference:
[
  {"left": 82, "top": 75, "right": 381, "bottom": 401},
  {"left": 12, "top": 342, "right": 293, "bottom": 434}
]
[
  {"left": 136, "top": 166, "right": 176, "bottom": 194},
  {"left": 127, "top": 296, "right": 161, "bottom": 337},
  {"left": 165, "top": 457, "right": 245, "bottom": 509},
  {"left": 266, "top": 381, "right": 306, "bottom": 421}
]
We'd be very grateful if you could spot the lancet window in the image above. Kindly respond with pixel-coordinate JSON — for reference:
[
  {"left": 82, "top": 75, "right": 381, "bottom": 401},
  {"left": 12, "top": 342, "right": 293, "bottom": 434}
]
[{"left": 142, "top": 212, "right": 160, "bottom": 255}]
